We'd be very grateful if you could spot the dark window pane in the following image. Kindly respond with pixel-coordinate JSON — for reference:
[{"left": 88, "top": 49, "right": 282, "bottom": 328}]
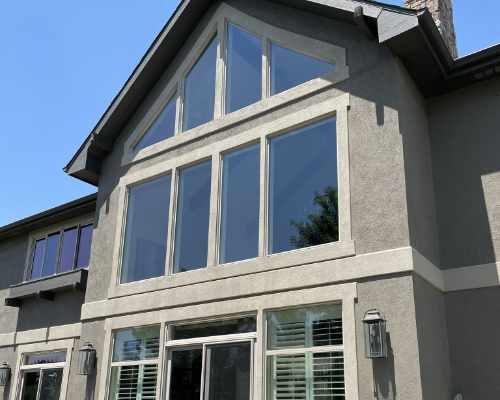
[
  {"left": 270, "top": 42, "right": 334, "bottom": 95},
  {"left": 113, "top": 326, "right": 160, "bottom": 362},
  {"left": 29, "top": 239, "right": 46, "bottom": 280},
  {"left": 269, "top": 117, "right": 338, "bottom": 254},
  {"left": 42, "top": 233, "right": 60, "bottom": 277},
  {"left": 39, "top": 369, "right": 63, "bottom": 400},
  {"left": 172, "top": 317, "right": 256, "bottom": 340},
  {"left": 226, "top": 24, "right": 262, "bottom": 113},
  {"left": 183, "top": 37, "right": 218, "bottom": 131},
  {"left": 169, "top": 348, "right": 203, "bottom": 400},
  {"left": 135, "top": 95, "right": 177, "bottom": 151},
  {"left": 25, "top": 351, "right": 66, "bottom": 365},
  {"left": 121, "top": 175, "right": 171, "bottom": 283},
  {"left": 205, "top": 342, "right": 251, "bottom": 400},
  {"left": 173, "top": 161, "right": 211, "bottom": 273},
  {"left": 59, "top": 227, "right": 78, "bottom": 272},
  {"left": 220, "top": 144, "right": 260, "bottom": 263},
  {"left": 76, "top": 224, "right": 93, "bottom": 269},
  {"left": 21, "top": 371, "right": 40, "bottom": 400}
]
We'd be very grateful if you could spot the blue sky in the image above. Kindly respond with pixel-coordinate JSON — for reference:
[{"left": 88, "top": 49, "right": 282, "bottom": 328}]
[{"left": 0, "top": 0, "right": 499, "bottom": 226}]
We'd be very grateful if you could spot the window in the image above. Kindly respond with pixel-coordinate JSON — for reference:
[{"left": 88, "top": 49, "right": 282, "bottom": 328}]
[
  {"left": 270, "top": 42, "right": 335, "bottom": 95},
  {"left": 18, "top": 351, "right": 67, "bottom": 400},
  {"left": 268, "top": 117, "right": 338, "bottom": 254},
  {"left": 226, "top": 23, "right": 262, "bottom": 113},
  {"left": 28, "top": 224, "right": 93, "bottom": 281},
  {"left": 121, "top": 175, "right": 171, "bottom": 283},
  {"left": 173, "top": 160, "right": 212, "bottom": 273},
  {"left": 135, "top": 95, "right": 177, "bottom": 151},
  {"left": 108, "top": 326, "right": 160, "bottom": 400},
  {"left": 266, "top": 305, "right": 345, "bottom": 400},
  {"left": 166, "top": 318, "right": 255, "bottom": 400},
  {"left": 183, "top": 37, "right": 219, "bottom": 131},
  {"left": 220, "top": 143, "right": 260, "bottom": 263}
]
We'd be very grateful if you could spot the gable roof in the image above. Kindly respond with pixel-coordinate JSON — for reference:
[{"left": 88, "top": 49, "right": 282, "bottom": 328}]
[{"left": 65, "top": 0, "right": 500, "bottom": 186}]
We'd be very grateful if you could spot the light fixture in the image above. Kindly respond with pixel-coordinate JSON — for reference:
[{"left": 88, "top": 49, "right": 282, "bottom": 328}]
[
  {"left": 363, "top": 309, "right": 388, "bottom": 359},
  {"left": 78, "top": 343, "right": 97, "bottom": 375},
  {"left": 0, "top": 362, "right": 11, "bottom": 386}
]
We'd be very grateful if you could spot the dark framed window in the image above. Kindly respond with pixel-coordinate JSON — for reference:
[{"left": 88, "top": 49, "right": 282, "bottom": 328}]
[{"left": 28, "top": 223, "right": 93, "bottom": 281}]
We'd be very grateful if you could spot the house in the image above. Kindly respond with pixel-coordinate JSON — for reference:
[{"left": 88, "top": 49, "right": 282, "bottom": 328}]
[{"left": 1, "top": 0, "right": 499, "bottom": 398}]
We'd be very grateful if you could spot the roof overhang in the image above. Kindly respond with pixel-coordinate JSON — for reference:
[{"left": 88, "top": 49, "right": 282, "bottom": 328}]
[{"left": 64, "top": 0, "right": 500, "bottom": 186}]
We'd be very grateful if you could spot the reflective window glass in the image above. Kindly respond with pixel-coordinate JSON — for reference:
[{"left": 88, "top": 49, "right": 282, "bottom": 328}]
[{"left": 136, "top": 95, "right": 177, "bottom": 151}]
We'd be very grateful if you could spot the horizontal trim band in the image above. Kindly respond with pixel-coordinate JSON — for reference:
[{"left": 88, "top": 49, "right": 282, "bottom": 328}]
[{"left": 0, "top": 323, "right": 81, "bottom": 348}]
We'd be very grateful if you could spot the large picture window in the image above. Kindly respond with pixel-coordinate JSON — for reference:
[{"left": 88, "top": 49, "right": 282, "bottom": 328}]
[
  {"left": 108, "top": 326, "right": 161, "bottom": 400},
  {"left": 266, "top": 305, "right": 345, "bottom": 400},
  {"left": 121, "top": 175, "right": 171, "bottom": 283},
  {"left": 166, "top": 318, "right": 255, "bottom": 400},
  {"left": 268, "top": 117, "right": 338, "bottom": 254},
  {"left": 28, "top": 223, "right": 93, "bottom": 281}
]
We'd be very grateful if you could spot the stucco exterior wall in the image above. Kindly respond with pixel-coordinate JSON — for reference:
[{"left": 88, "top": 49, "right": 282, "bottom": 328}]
[
  {"left": 446, "top": 286, "right": 500, "bottom": 399},
  {"left": 413, "top": 276, "right": 452, "bottom": 400},
  {"left": 429, "top": 76, "right": 500, "bottom": 269}
]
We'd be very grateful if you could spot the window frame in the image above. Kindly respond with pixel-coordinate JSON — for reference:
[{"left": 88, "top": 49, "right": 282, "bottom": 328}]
[
  {"left": 123, "top": 3, "right": 348, "bottom": 166},
  {"left": 24, "top": 216, "right": 94, "bottom": 283},
  {"left": 97, "top": 283, "right": 359, "bottom": 400},
  {"left": 110, "top": 93, "right": 352, "bottom": 298},
  {"left": 10, "top": 339, "right": 74, "bottom": 400}
]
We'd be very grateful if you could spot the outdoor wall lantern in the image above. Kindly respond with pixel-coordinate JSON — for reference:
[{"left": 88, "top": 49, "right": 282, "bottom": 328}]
[
  {"left": 0, "top": 362, "right": 11, "bottom": 386},
  {"left": 78, "top": 343, "right": 97, "bottom": 375},
  {"left": 363, "top": 309, "right": 388, "bottom": 359}
]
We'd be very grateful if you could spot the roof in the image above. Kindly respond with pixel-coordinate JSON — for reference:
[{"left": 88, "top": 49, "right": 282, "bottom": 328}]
[
  {"left": 64, "top": 0, "right": 500, "bottom": 186},
  {"left": 0, "top": 194, "right": 97, "bottom": 241}
]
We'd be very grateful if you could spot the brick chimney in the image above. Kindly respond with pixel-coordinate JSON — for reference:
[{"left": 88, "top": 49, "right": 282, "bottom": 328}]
[{"left": 405, "top": 0, "right": 458, "bottom": 58}]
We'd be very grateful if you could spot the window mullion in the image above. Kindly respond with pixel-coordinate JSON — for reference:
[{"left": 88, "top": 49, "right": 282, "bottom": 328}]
[
  {"left": 165, "top": 172, "right": 177, "bottom": 277},
  {"left": 214, "top": 22, "right": 225, "bottom": 120},
  {"left": 73, "top": 224, "right": 82, "bottom": 271},
  {"left": 259, "top": 136, "right": 268, "bottom": 257},
  {"left": 207, "top": 155, "right": 220, "bottom": 267},
  {"left": 262, "top": 37, "right": 270, "bottom": 99}
]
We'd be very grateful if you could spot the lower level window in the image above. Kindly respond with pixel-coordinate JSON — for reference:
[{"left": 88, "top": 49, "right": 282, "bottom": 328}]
[
  {"left": 166, "top": 318, "right": 255, "bottom": 400},
  {"left": 266, "top": 305, "right": 345, "bottom": 399},
  {"left": 19, "top": 351, "right": 66, "bottom": 400},
  {"left": 108, "top": 326, "right": 160, "bottom": 400}
]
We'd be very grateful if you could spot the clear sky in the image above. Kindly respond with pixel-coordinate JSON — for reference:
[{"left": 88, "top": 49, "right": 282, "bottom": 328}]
[{"left": 0, "top": 0, "right": 499, "bottom": 226}]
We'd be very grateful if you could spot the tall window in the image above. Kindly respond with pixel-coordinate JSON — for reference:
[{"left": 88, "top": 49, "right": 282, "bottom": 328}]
[
  {"left": 18, "top": 351, "right": 67, "bottom": 400},
  {"left": 121, "top": 175, "right": 171, "bottom": 283},
  {"left": 226, "top": 24, "right": 262, "bottom": 113},
  {"left": 108, "top": 326, "right": 160, "bottom": 400},
  {"left": 173, "top": 161, "right": 212, "bottom": 273},
  {"left": 183, "top": 37, "right": 219, "bottom": 131},
  {"left": 135, "top": 95, "right": 177, "bottom": 151},
  {"left": 266, "top": 305, "right": 345, "bottom": 400},
  {"left": 29, "top": 224, "right": 93, "bottom": 281},
  {"left": 166, "top": 318, "right": 255, "bottom": 400},
  {"left": 220, "top": 143, "right": 260, "bottom": 263},
  {"left": 268, "top": 117, "right": 338, "bottom": 254}
]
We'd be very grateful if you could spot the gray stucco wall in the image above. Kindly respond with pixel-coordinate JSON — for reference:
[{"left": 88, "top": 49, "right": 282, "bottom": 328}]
[
  {"left": 85, "top": 0, "right": 413, "bottom": 303},
  {"left": 413, "top": 275, "right": 452, "bottom": 400},
  {"left": 429, "top": 76, "right": 500, "bottom": 269},
  {"left": 446, "top": 286, "right": 500, "bottom": 399}
]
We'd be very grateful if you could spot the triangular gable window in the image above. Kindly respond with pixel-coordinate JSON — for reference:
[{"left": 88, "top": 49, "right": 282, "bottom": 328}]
[
  {"left": 135, "top": 95, "right": 176, "bottom": 151},
  {"left": 270, "top": 42, "right": 335, "bottom": 95}
]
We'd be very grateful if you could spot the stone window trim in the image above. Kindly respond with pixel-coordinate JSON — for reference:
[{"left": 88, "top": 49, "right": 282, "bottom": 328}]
[
  {"left": 22, "top": 215, "right": 94, "bottom": 283},
  {"left": 122, "top": 3, "right": 349, "bottom": 166},
  {"left": 8, "top": 339, "right": 74, "bottom": 400},
  {"left": 97, "top": 283, "right": 359, "bottom": 400},
  {"left": 108, "top": 93, "right": 353, "bottom": 299}
]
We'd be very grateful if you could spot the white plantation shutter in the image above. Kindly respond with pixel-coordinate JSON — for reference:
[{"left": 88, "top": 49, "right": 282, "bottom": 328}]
[
  {"left": 140, "top": 364, "right": 158, "bottom": 400},
  {"left": 112, "top": 364, "right": 158, "bottom": 400},
  {"left": 268, "top": 306, "right": 345, "bottom": 400},
  {"left": 116, "top": 366, "right": 139, "bottom": 400}
]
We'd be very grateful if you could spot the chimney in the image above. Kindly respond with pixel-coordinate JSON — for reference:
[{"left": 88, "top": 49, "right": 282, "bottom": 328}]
[{"left": 405, "top": 0, "right": 458, "bottom": 58}]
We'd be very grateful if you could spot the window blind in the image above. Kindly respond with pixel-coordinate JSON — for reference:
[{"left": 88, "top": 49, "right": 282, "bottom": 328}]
[{"left": 112, "top": 364, "right": 158, "bottom": 400}]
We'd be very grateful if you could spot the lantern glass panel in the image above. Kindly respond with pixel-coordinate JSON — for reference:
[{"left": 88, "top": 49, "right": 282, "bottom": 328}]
[{"left": 0, "top": 365, "right": 11, "bottom": 386}]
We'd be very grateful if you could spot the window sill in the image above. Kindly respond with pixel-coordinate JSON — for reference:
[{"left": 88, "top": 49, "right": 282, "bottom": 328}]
[
  {"left": 108, "top": 240, "right": 355, "bottom": 299},
  {"left": 122, "top": 68, "right": 349, "bottom": 167},
  {"left": 5, "top": 269, "right": 88, "bottom": 307}
]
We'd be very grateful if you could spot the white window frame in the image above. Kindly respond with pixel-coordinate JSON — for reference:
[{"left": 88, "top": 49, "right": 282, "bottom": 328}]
[
  {"left": 122, "top": 3, "right": 348, "bottom": 166},
  {"left": 97, "top": 283, "right": 358, "bottom": 400},
  {"left": 109, "top": 93, "right": 353, "bottom": 299},
  {"left": 9, "top": 339, "right": 74, "bottom": 400}
]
